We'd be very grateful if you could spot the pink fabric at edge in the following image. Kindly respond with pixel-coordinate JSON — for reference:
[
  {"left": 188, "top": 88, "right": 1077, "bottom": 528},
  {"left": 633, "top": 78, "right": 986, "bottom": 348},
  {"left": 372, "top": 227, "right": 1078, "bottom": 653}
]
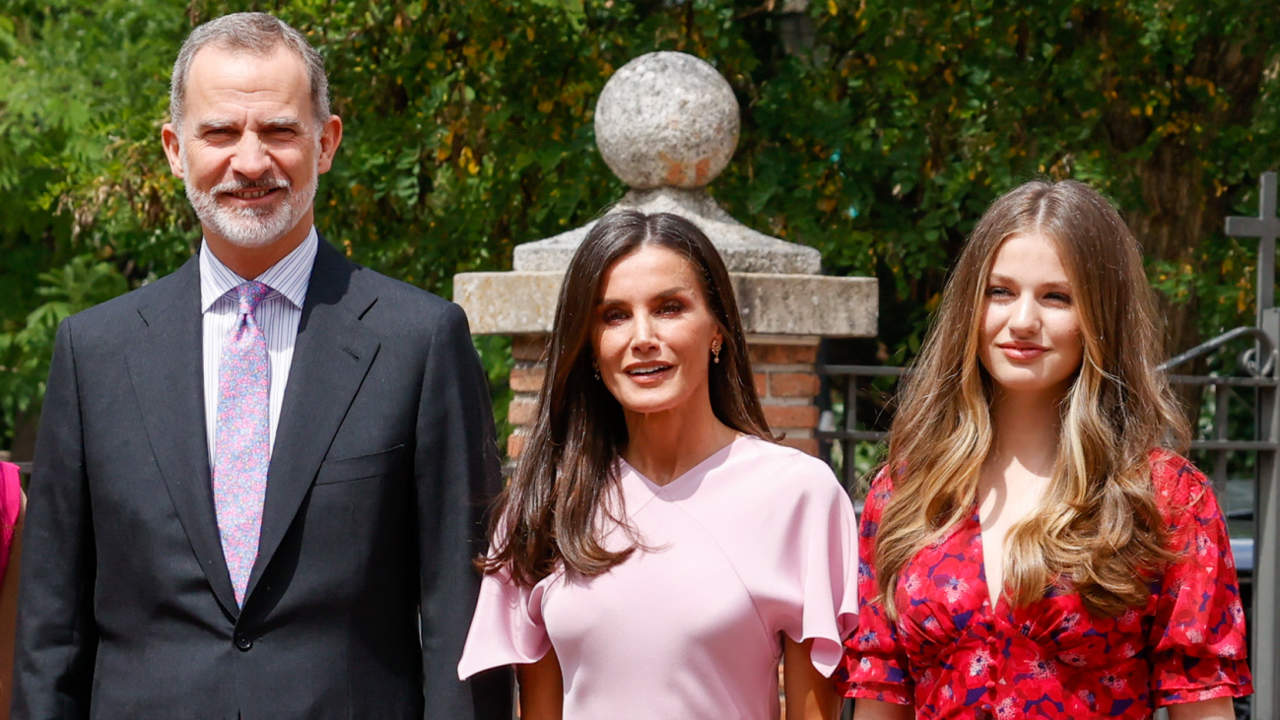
[{"left": 0, "top": 461, "right": 21, "bottom": 581}]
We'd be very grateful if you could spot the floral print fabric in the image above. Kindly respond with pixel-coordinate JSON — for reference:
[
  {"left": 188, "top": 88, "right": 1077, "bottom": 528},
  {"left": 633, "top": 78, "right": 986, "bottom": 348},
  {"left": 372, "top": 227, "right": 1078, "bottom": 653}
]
[{"left": 839, "top": 451, "right": 1252, "bottom": 719}]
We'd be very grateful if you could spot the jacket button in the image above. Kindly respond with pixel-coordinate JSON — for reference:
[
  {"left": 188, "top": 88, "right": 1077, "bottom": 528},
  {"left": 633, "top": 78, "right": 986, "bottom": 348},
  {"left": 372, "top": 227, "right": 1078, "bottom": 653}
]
[{"left": 234, "top": 634, "right": 253, "bottom": 651}]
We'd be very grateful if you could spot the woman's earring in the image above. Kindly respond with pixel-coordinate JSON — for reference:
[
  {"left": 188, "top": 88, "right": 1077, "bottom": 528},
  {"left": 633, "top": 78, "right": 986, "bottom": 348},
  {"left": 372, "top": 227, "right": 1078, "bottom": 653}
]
[
  {"left": 711, "top": 340, "right": 721, "bottom": 365},
  {"left": 593, "top": 360, "right": 601, "bottom": 380}
]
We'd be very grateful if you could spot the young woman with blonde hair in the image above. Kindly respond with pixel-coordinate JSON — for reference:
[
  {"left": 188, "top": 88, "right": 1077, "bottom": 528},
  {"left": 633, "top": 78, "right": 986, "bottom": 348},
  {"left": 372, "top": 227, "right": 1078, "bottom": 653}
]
[{"left": 841, "top": 180, "right": 1252, "bottom": 719}]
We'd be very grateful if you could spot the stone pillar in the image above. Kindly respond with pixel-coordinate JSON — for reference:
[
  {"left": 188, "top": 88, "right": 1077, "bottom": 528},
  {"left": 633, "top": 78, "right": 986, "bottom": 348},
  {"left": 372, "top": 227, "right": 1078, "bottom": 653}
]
[{"left": 455, "top": 51, "right": 877, "bottom": 460}]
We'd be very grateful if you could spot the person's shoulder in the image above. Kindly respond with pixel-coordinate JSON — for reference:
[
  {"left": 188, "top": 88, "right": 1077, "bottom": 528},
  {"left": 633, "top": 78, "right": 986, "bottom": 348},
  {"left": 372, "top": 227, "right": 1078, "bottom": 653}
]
[
  {"left": 342, "top": 261, "right": 470, "bottom": 337},
  {"left": 867, "top": 464, "right": 894, "bottom": 493},
  {"left": 855, "top": 465, "right": 895, "bottom": 518},
  {"left": 736, "top": 435, "right": 831, "bottom": 474},
  {"left": 0, "top": 461, "right": 17, "bottom": 487},
  {"left": 63, "top": 261, "right": 195, "bottom": 339},
  {"left": 346, "top": 263, "right": 452, "bottom": 311},
  {"left": 0, "top": 461, "right": 20, "bottom": 532},
  {"left": 733, "top": 435, "right": 846, "bottom": 501},
  {"left": 1147, "top": 448, "right": 1213, "bottom": 513}
]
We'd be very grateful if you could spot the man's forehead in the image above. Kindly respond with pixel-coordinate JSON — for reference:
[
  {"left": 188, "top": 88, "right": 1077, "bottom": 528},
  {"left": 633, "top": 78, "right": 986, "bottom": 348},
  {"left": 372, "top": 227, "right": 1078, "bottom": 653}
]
[
  {"left": 183, "top": 44, "right": 311, "bottom": 115},
  {"left": 186, "top": 43, "right": 307, "bottom": 90},
  {"left": 190, "top": 40, "right": 297, "bottom": 67}
]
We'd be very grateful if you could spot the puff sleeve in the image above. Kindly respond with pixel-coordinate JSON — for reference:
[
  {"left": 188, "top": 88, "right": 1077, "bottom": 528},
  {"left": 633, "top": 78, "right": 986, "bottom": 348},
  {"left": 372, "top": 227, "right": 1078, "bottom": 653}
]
[
  {"left": 839, "top": 468, "right": 913, "bottom": 705},
  {"left": 1147, "top": 453, "right": 1253, "bottom": 706},
  {"left": 457, "top": 563, "right": 554, "bottom": 679}
]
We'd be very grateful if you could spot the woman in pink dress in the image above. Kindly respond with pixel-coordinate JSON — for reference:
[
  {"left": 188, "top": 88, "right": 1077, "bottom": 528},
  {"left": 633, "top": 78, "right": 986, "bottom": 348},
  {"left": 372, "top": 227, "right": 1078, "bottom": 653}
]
[
  {"left": 840, "top": 180, "right": 1252, "bottom": 719},
  {"left": 0, "top": 460, "right": 25, "bottom": 717},
  {"left": 458, "top": 211, "right": 859, "bottom": 719}
]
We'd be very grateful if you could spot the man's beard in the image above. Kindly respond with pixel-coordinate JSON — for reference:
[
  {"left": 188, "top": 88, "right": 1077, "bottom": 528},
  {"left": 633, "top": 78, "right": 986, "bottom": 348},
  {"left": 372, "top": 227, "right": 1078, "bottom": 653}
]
[{"left": 182, "top": 150, "right": 317, "bottom": 249}]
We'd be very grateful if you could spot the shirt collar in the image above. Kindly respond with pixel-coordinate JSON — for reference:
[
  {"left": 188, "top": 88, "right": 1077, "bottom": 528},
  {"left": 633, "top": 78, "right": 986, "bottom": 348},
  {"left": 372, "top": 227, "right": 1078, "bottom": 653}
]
[{"left": 199, "top": 227, "right": 318, "bottom": 313}]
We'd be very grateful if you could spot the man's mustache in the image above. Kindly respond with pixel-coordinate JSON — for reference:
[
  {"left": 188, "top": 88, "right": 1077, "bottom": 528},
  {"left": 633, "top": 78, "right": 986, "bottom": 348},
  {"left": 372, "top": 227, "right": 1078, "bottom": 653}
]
[{"left": 210, "top": 176, "right": 290, "bottom": 194}]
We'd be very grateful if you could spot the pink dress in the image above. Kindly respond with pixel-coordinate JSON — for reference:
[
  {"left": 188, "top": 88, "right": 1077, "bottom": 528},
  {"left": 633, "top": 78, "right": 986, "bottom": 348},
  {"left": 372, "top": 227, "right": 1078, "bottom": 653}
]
[
  {"left": 0, "top": 461, "right": 21, "bottom": 581},
  {"left": 458, "top": 435, "right": 859, "bottom": 719}
]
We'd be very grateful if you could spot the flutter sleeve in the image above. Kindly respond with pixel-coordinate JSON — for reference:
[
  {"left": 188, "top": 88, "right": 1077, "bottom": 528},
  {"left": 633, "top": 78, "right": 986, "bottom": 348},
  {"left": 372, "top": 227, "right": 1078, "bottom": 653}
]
[
  {"left": 456, "top": 561, "right": 553, "bottom": 680},
  {"left": 839, "top": 468, "right": 913, "bottom": 705},
  {"left": 764, "top": 455, "right": 861, "bottom": 677},
  {"left": 1147, "top": 453, "right": 1253, "bottom": 706}
]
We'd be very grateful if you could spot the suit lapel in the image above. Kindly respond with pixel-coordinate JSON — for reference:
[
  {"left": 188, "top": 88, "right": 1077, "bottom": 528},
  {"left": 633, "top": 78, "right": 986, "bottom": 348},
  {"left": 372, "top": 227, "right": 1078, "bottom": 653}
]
[
  {"left": 246, "top": 241, "right": 380, "bottom": 600},
  {"left": 125, "top": 257, "right": 240, "bottom": 617}
]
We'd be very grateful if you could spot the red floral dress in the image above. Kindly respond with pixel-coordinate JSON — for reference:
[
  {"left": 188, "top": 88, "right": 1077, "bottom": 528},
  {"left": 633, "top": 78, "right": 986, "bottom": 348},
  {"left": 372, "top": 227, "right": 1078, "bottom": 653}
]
[{"left": 838, "top": 451, "right": 1252, "bottom": 719}]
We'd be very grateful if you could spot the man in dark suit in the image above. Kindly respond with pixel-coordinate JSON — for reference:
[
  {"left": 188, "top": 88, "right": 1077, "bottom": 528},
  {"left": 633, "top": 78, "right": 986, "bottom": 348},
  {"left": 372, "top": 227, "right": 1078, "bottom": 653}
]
[{"left": 12, "top": 12, "right": 510, "bottom": 719}]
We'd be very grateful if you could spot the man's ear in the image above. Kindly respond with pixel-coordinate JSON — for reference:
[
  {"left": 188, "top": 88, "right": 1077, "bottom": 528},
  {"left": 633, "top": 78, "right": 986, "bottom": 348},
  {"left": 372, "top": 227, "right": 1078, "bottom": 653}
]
[
  {"left": 316, "top": 114, "right": 343, "bottom": 175},
  {"left": 161, "top": 123, "right": 184, "bottom": 178}
]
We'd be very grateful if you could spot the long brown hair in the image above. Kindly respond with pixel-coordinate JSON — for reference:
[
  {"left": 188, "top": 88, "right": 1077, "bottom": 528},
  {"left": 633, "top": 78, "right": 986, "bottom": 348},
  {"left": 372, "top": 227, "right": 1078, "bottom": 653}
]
[
  {"left": 483, "top": 211, "right": 772, "bottom": 587},
  {"left": 875, "top": 180, "right": 1189, "bottom": 618}
]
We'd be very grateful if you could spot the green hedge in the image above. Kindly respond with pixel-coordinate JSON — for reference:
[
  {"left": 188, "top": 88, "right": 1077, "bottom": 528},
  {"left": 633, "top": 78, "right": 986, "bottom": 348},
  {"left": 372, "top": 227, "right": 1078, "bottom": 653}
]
[{"left": 2, "top": 0, "right": 1278, "bottom": 451}]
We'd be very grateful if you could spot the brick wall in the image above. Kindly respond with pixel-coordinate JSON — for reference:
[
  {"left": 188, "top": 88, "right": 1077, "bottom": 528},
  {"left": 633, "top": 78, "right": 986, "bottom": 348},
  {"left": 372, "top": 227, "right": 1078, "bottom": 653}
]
[
  {"left": 749, "top": 339, "right": 821, "bottom": 456},
  {"left": 504, "top": 333, "right": 549, "bottom": 459}
]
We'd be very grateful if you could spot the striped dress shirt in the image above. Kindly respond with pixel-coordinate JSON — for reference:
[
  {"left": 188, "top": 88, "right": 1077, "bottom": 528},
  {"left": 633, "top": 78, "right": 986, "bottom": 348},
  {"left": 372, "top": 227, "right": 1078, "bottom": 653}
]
[{"left": 200, "top": 228, "right": 317, "bottom": 464}]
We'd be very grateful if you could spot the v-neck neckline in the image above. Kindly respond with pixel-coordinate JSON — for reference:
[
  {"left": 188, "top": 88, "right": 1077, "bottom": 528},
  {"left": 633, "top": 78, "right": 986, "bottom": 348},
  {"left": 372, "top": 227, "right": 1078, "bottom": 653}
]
[
  {"left": 620, "top": 434, "right": 745, "bottom": 496},
  {"left": 971, "top": 510, "right": 1008, "bottom": 615}
]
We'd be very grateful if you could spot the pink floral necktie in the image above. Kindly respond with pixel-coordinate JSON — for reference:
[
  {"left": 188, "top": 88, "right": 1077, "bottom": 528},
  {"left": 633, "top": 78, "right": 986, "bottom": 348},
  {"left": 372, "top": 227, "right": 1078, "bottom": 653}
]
[{"left": 213, "top": 281, "right": 272, "bottom": 606}]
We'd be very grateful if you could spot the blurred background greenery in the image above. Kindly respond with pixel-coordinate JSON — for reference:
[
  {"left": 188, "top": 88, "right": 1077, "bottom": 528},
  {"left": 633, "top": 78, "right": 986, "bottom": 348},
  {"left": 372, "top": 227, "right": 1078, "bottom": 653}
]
[{"left": 2, "top": 0, "right": 1278, "bottom": 460}]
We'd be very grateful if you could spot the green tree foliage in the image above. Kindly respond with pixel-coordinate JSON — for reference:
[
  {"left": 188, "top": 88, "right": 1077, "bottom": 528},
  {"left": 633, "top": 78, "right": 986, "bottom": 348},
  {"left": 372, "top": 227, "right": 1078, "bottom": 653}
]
[{"left": 1, "top": 0, "right": 1278, "bottom": 452}]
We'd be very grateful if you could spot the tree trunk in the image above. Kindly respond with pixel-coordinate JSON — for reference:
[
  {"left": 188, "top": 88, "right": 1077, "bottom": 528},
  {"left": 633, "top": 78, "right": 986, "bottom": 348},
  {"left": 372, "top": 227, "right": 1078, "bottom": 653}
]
[{"left": 1106, "top": 36, "right": 1269, "bottom": 430}]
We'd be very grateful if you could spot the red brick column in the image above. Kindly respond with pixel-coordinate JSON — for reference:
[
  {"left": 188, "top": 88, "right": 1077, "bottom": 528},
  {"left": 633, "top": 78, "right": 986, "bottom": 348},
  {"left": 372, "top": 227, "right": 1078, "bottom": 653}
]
[
  {"left": 749, "top": 338, "right": 821, "bottom": 456},
  {"left": 505, "top": 334, "right": 549, "bottom": 460},
  {"left": 503, "top": 335, "right": 822, "bottom": 460}
]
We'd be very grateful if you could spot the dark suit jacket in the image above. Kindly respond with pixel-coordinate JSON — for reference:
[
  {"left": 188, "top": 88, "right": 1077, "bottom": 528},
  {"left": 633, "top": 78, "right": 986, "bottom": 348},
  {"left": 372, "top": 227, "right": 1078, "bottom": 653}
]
[{"left": 13, "top": 239, "right": 512, "bottom": 719}]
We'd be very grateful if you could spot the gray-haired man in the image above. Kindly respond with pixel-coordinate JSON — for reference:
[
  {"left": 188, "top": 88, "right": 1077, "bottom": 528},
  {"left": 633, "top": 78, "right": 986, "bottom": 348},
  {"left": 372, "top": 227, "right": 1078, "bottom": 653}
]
[{"left": 13, "top": 12, "right": 510, "bottom": 719}]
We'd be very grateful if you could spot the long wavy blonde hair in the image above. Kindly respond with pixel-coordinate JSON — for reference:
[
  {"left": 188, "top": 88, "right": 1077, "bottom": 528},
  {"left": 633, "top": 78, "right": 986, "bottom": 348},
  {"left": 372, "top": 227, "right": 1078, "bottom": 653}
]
[{"left": 875, "top": 180, "right": 1190, "bottom": 618}]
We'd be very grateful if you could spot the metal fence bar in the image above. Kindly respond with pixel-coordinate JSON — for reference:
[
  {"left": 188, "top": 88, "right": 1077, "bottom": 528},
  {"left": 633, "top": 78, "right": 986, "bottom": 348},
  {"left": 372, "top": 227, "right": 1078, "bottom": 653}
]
[
  {"left": 1167, "top": 374, "right": 1277, "bottom": 387},
  {"left": 817, "top": 430, "right": 889, "bottom": 443},
  {"left": 1158, "top": 325, "right": 1274, "bottom": 373},
  {"left": 1254, "top": 309, "right": 1280, "bottom": 720},
  {"left": 1191, "top": 440, "right": 1280, "bottom": 452},
  {"left": 843, "top": 371, "right": 859, "bottom": 491},
  {"left": 816, "top": 364, "right": 907, "bottom": 378},
  {"left": 1213, "top": 386, "right": 1230, "bottom": 499}
]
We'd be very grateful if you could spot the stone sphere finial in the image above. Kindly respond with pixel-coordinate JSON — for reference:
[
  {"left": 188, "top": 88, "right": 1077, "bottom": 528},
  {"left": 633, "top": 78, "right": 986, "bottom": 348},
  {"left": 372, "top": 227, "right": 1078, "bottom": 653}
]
[{"left": 594, "top": 51, "right": 739, "bottom": 190}]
